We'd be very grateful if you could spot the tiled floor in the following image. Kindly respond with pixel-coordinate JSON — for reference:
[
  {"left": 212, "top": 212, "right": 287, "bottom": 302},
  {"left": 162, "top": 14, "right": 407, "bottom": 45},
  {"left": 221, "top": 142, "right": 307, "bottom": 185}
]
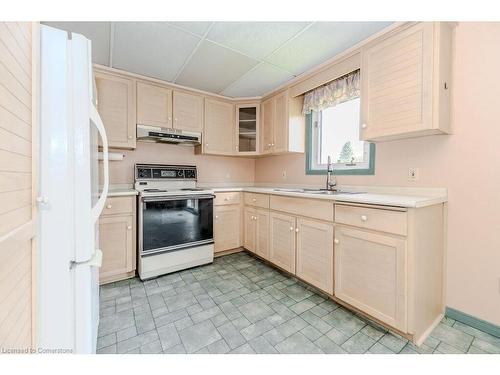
[{"left": 97, "top": 252, "right": 500, "bottom": 354}]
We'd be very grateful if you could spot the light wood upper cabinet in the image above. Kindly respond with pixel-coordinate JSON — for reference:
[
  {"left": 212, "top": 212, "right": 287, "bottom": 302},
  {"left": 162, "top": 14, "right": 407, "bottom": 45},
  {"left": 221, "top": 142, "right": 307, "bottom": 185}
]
[
  {"left": 136, "top": 81, "right": 172, "bottom": 128},
  {"left": 173, "top": 91, "right": 204, "bottom": 132},
  {"left": 269, "top": 212, "right": 296, "bottom": 273},
  {"left": 95, "top": 71, "right": 136, "bottom": 149},
  {"left": 243, "top": 207, "right": 256, "bottom": 253},
  {"left": 261, "top": 90, "right": 305, "bottom": 154},
  {"left": 361, "top": 22, "right": 453, "bottom": 141},
  {"left": 334, "top": 225, "right": 407, "bottom": 331},
  {"left": 203, "top": 99, "right": 234, "bottom": 155},
  {"left": 214, "top": 205, "right": 241, "bottom": 253},
  {"left": 296, "top": 218, "right": 334, "bottom": 295},
  {"left": 99, "top": 196, "right": 137, "bottom": 284},
  {"left": 262, "top": 98, "right": 275, "bottom": 153}
]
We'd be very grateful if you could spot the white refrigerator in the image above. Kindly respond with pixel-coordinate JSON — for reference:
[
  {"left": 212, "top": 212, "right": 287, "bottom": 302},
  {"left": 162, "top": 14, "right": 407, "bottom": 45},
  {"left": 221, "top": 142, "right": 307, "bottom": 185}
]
[{"left": 37, "top": 25, "right": 109, "bottom": 353}]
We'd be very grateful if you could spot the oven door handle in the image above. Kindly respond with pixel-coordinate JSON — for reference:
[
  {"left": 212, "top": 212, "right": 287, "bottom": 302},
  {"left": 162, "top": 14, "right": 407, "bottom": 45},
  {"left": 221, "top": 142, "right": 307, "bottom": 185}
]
[{"left": 141, "top": 194, "right": 215, "bottom": 202}]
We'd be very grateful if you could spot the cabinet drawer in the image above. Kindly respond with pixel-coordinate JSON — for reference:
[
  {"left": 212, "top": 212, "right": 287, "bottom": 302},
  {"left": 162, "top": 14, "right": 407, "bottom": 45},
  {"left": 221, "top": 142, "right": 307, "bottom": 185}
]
[
  {"left": 244, "top": 193, "right": 270, "bottom": 208},
  {"left": 102, "top": 196, "right": 135, "bottom": 216},
  {"left": 270, "top": 195, "right": 333, "bottom": 222},
  {"left": 214, "top": 192, "right": 241, "bottom": 206},
  {"left": 335, "top": 204, "right": 407, "bottom": 236}
]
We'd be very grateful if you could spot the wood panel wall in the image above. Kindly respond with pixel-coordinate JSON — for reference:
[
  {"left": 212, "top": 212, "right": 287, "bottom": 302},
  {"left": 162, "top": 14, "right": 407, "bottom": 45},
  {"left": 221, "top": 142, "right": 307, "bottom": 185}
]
[{"left": 0, "top": 22, "right": 35, "bottom": 351}]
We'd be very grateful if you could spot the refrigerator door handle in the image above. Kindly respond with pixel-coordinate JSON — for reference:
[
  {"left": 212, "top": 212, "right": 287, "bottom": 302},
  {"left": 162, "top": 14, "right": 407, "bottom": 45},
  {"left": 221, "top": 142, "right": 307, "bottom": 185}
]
[
  {"left": 90, "top": 103, "right": 109, "bottom": 224},
  {"left": 70, "top": 249, "right": 103, "bottom": 269}
]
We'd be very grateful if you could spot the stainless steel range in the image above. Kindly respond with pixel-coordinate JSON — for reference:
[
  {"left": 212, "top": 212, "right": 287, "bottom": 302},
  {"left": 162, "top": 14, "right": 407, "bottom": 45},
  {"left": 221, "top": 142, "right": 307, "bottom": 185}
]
[{"left": 135, "top": 164, "right": 215, "bottom": 280}]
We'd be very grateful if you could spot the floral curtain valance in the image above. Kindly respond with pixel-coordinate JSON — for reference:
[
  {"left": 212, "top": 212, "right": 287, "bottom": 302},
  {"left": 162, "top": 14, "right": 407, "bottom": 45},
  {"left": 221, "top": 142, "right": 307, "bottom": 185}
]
[{"left": 302, "top": 69, "right": 360, "bottom": 115}]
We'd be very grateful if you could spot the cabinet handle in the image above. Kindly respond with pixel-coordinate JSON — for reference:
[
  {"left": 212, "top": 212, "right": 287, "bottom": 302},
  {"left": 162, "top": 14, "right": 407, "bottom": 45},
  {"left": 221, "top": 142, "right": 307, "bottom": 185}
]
[
  {"left": 215, "top": 215, "right": 219, "bottom": 219},
  {"left": 334, "top": 238, "right": 339, "bottom": 244},
  {"left": 174, "top": 118, "right": 178, "bottom": 121},
  {"left": 295, "top": 228, "right": 299, "bottom": 233},
  {"left": 106, "top": 204, "right": 112, "bottom": 209},
  {"left": 360, "top": 215, "right": 368, "bottom": 222},
  {"left": 271, "top": 143, "right": 275, "bottom": 146},
  {"left": 205, "top": 143, "right": 209, "bottom": 147},
  {"left": 252, "top": 198, "right": 256, "bottom": 202},
  {"left": 289, "top": 226, "right": 294, "bottom": 231},
  {"left": 127, "top": 225, "right": 132, "bottom": 230},
  {"left": 168, "top": 117, "right": 172, "bottom": 121},
  {"left": 128, "top": 135, "right": 133, "bottom": 139},
  {"left": 361, "top": 123, "right": 367, "bottom": 129}
]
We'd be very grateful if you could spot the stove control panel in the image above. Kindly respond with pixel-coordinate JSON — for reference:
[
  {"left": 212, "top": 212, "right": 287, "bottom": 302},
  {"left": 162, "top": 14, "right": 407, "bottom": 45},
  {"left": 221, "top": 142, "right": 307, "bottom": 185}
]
[{"left": 136, "top": 164, "right": 197, "bottom": 180}]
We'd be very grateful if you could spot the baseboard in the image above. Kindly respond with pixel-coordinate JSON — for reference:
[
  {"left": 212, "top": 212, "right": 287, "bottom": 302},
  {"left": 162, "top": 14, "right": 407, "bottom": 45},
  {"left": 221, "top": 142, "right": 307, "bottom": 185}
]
[{"left": 446, "top": 307, "right": 500, "bottom": 338}]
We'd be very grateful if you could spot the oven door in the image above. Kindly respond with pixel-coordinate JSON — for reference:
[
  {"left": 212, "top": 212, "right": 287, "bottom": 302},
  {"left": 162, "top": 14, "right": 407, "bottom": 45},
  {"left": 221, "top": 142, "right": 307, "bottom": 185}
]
[{"left": 140, "top": 194, "right": 214, "bottom": 255}]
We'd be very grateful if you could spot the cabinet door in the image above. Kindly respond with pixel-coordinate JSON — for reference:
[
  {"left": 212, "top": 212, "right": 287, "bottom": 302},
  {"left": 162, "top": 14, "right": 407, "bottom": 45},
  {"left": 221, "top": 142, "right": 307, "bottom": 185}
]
[
  {"left": 255, "top": 208, "right": 269, "bottom": 260},
  {"left": 95, "top": 72, "right": 136, "bottom": 149},
  {"left": 273, "top": 91, "right": 288, "bottom": 153},
  {"left": 296, "top": 218, "right": 334, "bottom": 295},
  {"left": 137, "top": 81, "right": 172, "bottom": 128},
  {"left": 269, "top": 212, "right": 296, "bottom": 273},
  {"left": 204, "top": 99, "right": 234, "bottom": 154},
  {"left": 214, "top": 205, "right": 241, "bottom": 253},
  {"left": 173, "top": 91, "right": 204, "bottom": 132},
  {"left": 361, "top": 23, "right": 433, "bottom": 141},
  {"left": 261, "top": 98, "right": 274, "bottom": 153},
  {"left": 236, "top": 104, "right": 259, "bottom": 154},
  {"left": 99, "top": 215, "right": 134, "bottom": 280},
  {"left": 334, "top": 225, "right": 407, "bottom": 331},
  {"left": 243, "top": 207, "right": 256, "bottom": 253}
]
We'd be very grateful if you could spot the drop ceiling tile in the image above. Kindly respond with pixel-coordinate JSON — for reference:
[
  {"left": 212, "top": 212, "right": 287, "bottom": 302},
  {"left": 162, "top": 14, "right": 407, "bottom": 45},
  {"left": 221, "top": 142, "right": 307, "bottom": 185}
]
[
  {"left": 168, "top": 22, "right": 213, "bottom": 36},
  {"left": 222, "top": 63, "right": 294, "bottom": 97},
  {"left": 42, "top": 22, "right": 111, "bottom": 65},
  {"left": 176, "top": 40, "right": 259, "bottom": 94},
  {"left": 206, "top": 22, "right": 311, "bottom": 60},
  {"left": 112, "top": 22, "right": 200, "bottom": 82},
  {"left": 266, "top": 22, "right": 392, "bottom": 75}
]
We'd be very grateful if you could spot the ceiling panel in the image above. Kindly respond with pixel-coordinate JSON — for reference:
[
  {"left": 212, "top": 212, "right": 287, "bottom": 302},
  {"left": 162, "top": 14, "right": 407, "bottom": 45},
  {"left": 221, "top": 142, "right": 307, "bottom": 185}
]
[
  {"left": 169, "top": 22, "right": 213, "bottom": 36},
  {"left": 113, "top": 22, "right": 200, "bottom": 82},
  {"left": 222, "top": 63, "right": 294, "bottom": 97},
  {"left": 206, "top": 22, "right": 311, "bottom": 61},
  {"left": 42, "top": 22, "right": 111, "bottom": 65},
  {"left": 176, "top": 40, "right": 259, "bottom": 93},
  {"left": 265, "top": 22, "right": 392, "bottom": 75}
]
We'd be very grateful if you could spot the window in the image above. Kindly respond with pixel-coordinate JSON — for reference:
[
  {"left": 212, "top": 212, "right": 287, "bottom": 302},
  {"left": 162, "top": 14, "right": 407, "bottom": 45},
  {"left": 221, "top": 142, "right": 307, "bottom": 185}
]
[{"left": 305, "top": 96, "right": 375, "bottom": 175}]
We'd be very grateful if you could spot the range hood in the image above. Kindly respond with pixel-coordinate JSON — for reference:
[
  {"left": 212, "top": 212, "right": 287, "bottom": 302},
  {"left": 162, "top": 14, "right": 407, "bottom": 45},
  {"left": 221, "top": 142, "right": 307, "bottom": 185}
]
[{"left": 137, "top": 124, "right": 201, "bottom": 146}]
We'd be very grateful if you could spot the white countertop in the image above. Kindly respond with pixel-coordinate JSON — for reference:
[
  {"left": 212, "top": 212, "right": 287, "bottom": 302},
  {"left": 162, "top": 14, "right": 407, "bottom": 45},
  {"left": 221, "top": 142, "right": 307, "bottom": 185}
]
[
  {"left": 208, "top": 186, "right": 447, "bottom": 208},
  {"left": 103, "top": 184, "right": 447, "bottom": 208}
]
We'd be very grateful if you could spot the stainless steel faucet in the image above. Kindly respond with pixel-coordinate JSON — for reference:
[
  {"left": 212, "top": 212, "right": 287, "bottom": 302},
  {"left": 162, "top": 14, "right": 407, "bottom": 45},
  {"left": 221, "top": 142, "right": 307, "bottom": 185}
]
[{"left": 326, "top": 155, "right": 337, "bottom": 191}]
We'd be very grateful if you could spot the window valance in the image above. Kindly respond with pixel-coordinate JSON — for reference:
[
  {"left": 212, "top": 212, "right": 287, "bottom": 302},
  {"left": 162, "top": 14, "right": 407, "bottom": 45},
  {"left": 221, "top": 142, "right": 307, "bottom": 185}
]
[{"left": 302, "top": 69, "right": 360, "bottom": 115}]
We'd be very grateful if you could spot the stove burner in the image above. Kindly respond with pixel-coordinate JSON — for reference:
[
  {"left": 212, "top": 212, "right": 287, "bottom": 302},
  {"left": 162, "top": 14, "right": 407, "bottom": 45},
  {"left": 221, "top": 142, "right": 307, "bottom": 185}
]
[{"left": 143, "top": 188, "right": 168, "bottom": 192}]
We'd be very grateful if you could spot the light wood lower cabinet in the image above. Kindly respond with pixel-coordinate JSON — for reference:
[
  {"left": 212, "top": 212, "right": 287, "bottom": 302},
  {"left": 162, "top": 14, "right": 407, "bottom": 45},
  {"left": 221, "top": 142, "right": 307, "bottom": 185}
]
[
  {"left": 334, "top": 225, "right": 407, "bottom": 331},
  {"left": 296, "top": 218, "right": 334, "bottom": 295},
  {"left": 99, "top": 196, "right": 137, "bottom": 284},
  {"left": 243, "top": 207, "right": 257, "bottom": 253},
  {"left": 214, "top": 205, "right": 241, "bottom": 253},
  {"left": 244, "top": 207, "right": 269, "bottom": 260},
  {"left": 269, "top": 212, "right": 296, "bottom": 274}
]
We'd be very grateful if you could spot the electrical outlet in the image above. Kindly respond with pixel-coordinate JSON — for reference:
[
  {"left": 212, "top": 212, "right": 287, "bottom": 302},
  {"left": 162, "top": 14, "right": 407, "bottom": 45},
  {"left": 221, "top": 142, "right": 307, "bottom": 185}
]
[
  {"left": 282, "top": 170, "right": 287, "bottom": 179},
  {"left": 408, "top": 168, "right": 419, "bottom": 182}
]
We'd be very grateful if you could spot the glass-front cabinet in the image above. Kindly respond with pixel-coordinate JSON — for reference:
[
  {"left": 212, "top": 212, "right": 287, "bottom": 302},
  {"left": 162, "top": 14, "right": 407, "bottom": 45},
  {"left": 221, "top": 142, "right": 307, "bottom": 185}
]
[{"left": 235, "top": 103, "right": 259, "bottom": 155}]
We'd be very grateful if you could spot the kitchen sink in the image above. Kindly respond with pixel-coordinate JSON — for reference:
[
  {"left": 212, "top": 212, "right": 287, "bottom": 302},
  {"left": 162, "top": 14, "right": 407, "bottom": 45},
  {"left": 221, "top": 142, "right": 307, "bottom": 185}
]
[{"left": 273, "top": 188, "right": 365, "bottom": 195}]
